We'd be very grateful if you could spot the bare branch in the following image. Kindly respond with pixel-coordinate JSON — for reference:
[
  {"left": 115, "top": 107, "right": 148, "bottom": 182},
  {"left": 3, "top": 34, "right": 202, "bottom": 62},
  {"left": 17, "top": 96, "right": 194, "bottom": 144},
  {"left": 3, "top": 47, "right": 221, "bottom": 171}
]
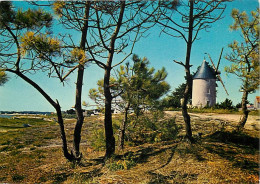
[
  {"left": 112, "top": 27, "right": 140, "bottom": 68},
  {"left": 173, "top": 60, "right": 185, "bottom": 67}
]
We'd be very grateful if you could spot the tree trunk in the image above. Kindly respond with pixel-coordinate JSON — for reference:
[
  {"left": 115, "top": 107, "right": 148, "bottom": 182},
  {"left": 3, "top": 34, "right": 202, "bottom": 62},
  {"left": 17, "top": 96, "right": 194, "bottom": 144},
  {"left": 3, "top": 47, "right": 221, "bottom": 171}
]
[
  {"left": 55, "top": 104, "right": 75, "bottom": 161},
  {"left": 237, "top": 56, "right": 251, "bottom": 131},
  {"left": 119, "top": 102, "right": 130, "bottom": 150},
  {"left": 104, "top": 68, "right": 116, "bottom": 158},
  {"left": 73, "top": 64, "right": 85, "bottom": 159},
  {"left": 9, "top": 70, "right": 74, "bottom": 161},
  {"left": 237, "top": 90, "right": 249, "bottom": 131},
  {"left": 182, "top": 75, "right": 193, "bottom": 141},
  {"left": 73, "top": 1, "right": 91, "bottom": 160},
  {"left": 182, "top": 0, "right": 194, "bottom": 142},
  {"left": 103, "top": 1, "right": 125, "bottom": 158}
]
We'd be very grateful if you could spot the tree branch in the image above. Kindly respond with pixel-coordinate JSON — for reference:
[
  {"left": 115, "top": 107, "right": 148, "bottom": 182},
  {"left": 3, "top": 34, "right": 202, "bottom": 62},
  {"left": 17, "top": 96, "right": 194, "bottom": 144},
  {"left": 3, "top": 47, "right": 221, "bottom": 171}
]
[{"left": 173, "top": 60, "right": 185, "bottom": 67}]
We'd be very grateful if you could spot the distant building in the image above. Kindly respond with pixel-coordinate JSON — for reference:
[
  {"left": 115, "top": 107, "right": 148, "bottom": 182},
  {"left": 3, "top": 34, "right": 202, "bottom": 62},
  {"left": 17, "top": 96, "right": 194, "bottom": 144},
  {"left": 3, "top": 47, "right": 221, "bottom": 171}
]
[
  {"left": 112, "top": 108, "right": 122, "bottom": 114},
  {"left": 254, "top": 96, "right": 260, "bottom": 109},
  {"left": 83, "top": 110, "right": 89, "bottom": 117},
  {"left": 82, "top": 109, "right": 101, "bottom": 117},
  {"left": 246, "top": 103, "right": 255, "bottom": 110}
]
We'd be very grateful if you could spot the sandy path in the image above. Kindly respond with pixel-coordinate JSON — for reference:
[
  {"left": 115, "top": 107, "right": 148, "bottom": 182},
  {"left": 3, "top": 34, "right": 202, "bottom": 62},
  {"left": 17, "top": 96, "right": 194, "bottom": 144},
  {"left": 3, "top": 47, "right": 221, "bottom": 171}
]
[{"left": 165, "top": 111, "right": 260, "bottom": 131}]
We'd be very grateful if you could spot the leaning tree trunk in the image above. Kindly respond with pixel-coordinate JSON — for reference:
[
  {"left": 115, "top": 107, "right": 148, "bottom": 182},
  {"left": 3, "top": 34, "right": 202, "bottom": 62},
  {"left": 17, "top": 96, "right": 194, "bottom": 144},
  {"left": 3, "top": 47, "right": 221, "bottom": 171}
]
[
  {"left": 10, "top": 70, "right": 75, "bottom": 161},
  {"left": 237, "top": 90, "right": 249, "bottom": 131},
  {"left": 55, "top": 104, "right": 75, "bottom": 161},
  {"left": 119, "top": 102, "right": 130, "bottom": 150}
]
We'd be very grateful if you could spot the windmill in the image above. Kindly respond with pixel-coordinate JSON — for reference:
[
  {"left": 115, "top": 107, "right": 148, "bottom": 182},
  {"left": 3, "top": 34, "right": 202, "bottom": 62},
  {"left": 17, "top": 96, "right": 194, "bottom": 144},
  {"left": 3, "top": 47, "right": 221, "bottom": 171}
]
[{"left": 192, "top": 48, "right": 229, "bottom": 108}]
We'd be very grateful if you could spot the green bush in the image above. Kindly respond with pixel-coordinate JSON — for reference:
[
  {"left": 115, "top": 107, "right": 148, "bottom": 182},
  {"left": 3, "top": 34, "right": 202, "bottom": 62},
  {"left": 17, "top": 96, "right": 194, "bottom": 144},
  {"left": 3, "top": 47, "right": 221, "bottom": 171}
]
[
  {"left": 126, "top": 111, "right": 180, "bottom": 145},
  {"left": 126, "top": 116, "right": 156, "bottom": 144},
  {"left": 107, "top": 160, "right": 125, "bottom": 171},
  {"left": 155, "top": 118, "right": 180, "bottom": 142},
  {"left": 215, "top": 98, "right": 234, "bottom": 110},
  {"left": 90, "top": 128, "right": 105, "bottom": 151},
  {"left": 106, "top": 153, "right": 137, "bottom": 171}
]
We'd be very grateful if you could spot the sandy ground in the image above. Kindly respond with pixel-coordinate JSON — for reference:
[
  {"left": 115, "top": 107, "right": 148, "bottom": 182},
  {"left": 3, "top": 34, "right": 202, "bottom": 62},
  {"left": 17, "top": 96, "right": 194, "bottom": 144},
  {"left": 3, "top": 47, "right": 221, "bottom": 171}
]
[{"left": 165, "top": 111, "right": 260, "bottom": 131}]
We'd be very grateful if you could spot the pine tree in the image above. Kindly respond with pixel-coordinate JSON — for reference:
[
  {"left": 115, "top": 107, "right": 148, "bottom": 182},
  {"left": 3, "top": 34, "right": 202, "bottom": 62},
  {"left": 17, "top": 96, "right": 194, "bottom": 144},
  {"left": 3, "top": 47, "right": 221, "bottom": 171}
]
[
  {"left": 158, "top": 0, "right": 227, "bottom": 141},
  {"left": 89, "top": 54, "right": 170, "bottom": 149},
  {"left": 225, "top": 8, "right": 259, "bottom": 130}
]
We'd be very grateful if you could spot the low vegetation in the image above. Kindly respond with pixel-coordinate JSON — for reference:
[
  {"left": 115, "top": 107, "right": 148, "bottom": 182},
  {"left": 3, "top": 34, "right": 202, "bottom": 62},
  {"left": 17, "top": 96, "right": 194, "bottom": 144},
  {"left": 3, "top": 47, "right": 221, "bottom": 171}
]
[
  {"left": 188, "top": 108, "right": 260, "bottom": 116},
  {"left": 165, "top": 107, "right": 259, "bottom": 116},
  {"left": 0, "top": 111, "right": 259, "bottom": 183}
]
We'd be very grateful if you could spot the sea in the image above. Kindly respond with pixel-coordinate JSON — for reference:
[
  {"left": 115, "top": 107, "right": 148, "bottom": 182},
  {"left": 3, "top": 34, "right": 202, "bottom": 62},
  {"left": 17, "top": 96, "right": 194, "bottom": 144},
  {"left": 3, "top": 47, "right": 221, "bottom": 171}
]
[
  {"left": 0, "top": 114, "right": 14, "bottom": 118},
  {"left": 0, "top": 112, "right": 51, "bottom": 119}
]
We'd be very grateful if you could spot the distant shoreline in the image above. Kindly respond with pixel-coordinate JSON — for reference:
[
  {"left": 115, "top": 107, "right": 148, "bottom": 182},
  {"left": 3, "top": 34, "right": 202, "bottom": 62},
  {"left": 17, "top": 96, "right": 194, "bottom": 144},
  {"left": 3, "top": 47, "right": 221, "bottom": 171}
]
[
  {"left": 0, "top": 113, "right": 51, "bottom": 119},
  {"left": 0, "top": 111, "right": 52, "bottom": 115},
  {"left": 0, "top": 114, "right": 48, "bottom": 116},
  {"left": 0, "top": 114, "right": 14, "bottom": 118}
]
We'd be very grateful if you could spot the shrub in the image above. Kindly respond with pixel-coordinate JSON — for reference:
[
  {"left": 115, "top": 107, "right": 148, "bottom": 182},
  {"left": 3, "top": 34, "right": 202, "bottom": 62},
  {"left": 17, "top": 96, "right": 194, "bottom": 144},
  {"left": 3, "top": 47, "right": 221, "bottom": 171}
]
[
  {"left": 155, "top": 118, "right": 180, "bottom": 142},
  {"left": 106, "top": 160, "right": 125, "bottom": 171},
  {"left": 106, "top": 153, "right": 137, "bottom": 171},
  {"left": 126, "top": 111, "right": 180, "bottom": 145},
  {"left": 90, "top": 128, "right": 105, "bottom": 151},
  {"left": 126, "top": 115, "right": 156, "bottom": 144},
  {"left": 215, "top": 98, "right": 235, "bottom": 110}
]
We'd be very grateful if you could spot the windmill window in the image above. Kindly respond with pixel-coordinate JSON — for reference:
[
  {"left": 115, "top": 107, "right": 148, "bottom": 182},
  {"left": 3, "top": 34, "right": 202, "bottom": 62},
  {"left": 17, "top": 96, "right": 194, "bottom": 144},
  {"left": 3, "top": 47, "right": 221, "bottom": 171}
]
[{"left": 207, "top": 88, "right": 210, "bottom": 94}]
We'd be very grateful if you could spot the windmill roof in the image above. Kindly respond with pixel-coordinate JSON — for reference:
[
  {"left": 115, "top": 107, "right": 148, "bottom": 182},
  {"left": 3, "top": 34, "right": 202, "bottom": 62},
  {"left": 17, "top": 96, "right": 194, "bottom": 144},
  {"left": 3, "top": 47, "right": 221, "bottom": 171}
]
[{"left": 193, "top": 60, "right": 216, "bottom": 79}]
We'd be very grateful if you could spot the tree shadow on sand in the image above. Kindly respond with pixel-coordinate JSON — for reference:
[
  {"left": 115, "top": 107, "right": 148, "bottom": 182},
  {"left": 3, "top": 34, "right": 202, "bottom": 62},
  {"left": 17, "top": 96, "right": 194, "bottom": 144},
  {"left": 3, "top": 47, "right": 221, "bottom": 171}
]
[
  {"left": 117, "top": 142, "right": 178, "bottom": 165},
  {"left": 204, "top": 130, "right": 259, "bottom": 175},
  {"left": 52, "top": 166, "right": 103, "bottom": 183}
]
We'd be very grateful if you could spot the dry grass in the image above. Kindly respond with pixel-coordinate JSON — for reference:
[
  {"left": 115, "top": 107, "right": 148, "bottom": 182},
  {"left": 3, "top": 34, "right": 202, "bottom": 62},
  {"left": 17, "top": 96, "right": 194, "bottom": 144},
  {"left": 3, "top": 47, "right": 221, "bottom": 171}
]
[{"left": 0, "top": 112, "right": 259, "bottom": 183}]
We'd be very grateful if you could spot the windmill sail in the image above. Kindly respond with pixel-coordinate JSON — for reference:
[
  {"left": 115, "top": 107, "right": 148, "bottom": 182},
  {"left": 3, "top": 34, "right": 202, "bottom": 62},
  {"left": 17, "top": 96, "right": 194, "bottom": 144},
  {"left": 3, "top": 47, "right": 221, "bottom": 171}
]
[
  {"left": 207, "top": 53, "right": 229, "bottom": 96},
  {"left": 216, "top": 47, "right": 224, "bottom": 71}
]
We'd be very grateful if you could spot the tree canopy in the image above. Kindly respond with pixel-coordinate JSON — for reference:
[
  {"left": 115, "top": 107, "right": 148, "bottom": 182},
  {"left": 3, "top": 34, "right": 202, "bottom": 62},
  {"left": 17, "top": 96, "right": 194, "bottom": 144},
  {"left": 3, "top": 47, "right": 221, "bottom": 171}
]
[
  {"left": 225, "top": 8, "right": 259, "bottom": 93},
  {"left": 0, "top": 1, "right": 87, "bottom": 161},
  {"left": 89, "top": 54, "right": 170, "bottom": 114}
]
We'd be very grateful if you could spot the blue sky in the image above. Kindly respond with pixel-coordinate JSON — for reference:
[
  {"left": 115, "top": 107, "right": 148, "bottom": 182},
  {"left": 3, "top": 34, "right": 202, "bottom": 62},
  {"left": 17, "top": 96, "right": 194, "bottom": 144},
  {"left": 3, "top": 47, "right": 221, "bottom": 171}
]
[{"left": 0, "top": 0, "right": 259, "bottom": 112}]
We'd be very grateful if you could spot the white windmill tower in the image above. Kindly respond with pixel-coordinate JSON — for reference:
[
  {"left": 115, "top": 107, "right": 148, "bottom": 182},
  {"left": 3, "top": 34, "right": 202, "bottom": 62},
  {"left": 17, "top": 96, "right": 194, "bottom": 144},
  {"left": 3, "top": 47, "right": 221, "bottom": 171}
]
[{"left": 192, "top": 48, "right": 229, "bottom": 108}]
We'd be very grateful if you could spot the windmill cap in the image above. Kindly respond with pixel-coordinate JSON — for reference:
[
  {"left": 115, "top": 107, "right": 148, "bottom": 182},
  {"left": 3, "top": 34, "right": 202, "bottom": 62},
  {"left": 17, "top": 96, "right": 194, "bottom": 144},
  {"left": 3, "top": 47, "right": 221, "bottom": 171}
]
[{"left": 193, "top": 60, "right": 216, "bottom": 79}]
